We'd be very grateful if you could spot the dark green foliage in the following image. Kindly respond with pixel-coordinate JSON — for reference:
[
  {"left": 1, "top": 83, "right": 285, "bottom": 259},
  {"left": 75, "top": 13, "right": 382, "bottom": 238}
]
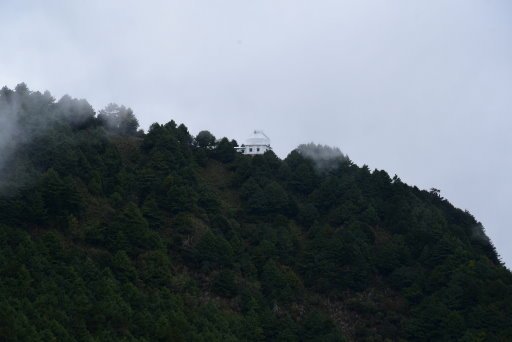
[
  {"left": 261, "top": 260, "right": 303, "bottom": 304},
  {"left": 195, "top": 130, "right": 216, "bottom": 148},
  {"left": 213, "top": 137, "right": 237, "bottom": 163},
  {"left": 195, "top": 230, "right": 234, "bottom": 268},
  {"left": 0, "top": 84, "right": 510, "bottom": 340},
  {"left": 105, "top": 202, "right": 161, "bottom": 254},
  {"left": 212, "top": 270, "right": 238, "bottom": 298},
  {"left": 302, "top": 310, "right": 346, "bottom": 342}
]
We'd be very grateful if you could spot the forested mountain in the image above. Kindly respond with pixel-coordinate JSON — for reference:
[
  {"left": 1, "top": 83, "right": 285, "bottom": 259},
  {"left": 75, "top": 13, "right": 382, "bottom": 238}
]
[{"left": 0, "top": 84, "right": 511, "bottom": 341}]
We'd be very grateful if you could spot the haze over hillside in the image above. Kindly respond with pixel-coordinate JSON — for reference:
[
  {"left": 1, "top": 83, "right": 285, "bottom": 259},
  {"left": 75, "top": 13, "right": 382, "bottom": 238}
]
[
  {"left": 0, "top": 84, "right": 510, "bottom": 340},
  {"left": 2, "top": 1, "right": 511, "bottom": 268}
]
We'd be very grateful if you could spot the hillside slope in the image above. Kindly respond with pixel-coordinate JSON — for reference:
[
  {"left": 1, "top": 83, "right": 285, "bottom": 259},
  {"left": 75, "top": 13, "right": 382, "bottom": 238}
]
[{"left": 0, "top": 84, "right": 511, "bottom": 341}]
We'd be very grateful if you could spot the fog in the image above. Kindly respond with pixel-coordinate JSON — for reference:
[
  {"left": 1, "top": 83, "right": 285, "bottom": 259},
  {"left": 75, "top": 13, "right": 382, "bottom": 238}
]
[
  {"left": 0, "top": 92, "right": 20, "bottom": 176},
  {"left": 297, "top": 143, "right": 348, "bottom": 173},
  {"left": 1, "top": 0, "right": 511, "bottom": 266}
]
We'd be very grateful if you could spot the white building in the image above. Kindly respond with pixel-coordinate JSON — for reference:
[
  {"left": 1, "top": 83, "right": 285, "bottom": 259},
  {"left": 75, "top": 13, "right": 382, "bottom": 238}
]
[{"left": 235, "top": 130, "right": 272, "bottom": 155}]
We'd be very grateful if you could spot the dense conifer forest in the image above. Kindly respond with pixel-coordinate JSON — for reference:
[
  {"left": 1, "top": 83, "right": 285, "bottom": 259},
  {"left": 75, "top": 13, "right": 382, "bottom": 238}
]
[{"left": 0, "top": 84, "right": 511, "bottom": 341}]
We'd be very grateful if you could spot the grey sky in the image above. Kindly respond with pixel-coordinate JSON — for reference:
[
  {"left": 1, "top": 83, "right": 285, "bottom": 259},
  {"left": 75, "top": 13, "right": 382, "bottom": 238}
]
[{"left": 1, "top": 1, "right": 511, "bottom": 266}]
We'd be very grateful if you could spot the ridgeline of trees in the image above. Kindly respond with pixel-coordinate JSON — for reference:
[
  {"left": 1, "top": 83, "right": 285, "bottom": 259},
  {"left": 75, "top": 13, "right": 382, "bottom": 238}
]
[{"left": 0, "top": 84, "right": 511, "bottom": 341}]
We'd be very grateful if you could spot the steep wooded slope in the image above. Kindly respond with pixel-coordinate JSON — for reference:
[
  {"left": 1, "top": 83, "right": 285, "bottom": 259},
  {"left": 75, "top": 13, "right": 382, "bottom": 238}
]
[{"left": 0, "top": 84, "right": 511, "bottom": 341}]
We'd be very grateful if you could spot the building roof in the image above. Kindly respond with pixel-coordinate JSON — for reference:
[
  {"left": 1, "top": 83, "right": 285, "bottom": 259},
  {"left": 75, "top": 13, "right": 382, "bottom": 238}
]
[{"left": 245, "top": 130, "right": 270, "bottom": 146}]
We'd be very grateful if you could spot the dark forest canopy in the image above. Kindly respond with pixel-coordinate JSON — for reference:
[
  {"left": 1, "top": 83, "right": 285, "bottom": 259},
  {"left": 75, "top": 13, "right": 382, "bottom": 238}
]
[{"left": 0, "top": 84, "right": 511, "bottom": 341}]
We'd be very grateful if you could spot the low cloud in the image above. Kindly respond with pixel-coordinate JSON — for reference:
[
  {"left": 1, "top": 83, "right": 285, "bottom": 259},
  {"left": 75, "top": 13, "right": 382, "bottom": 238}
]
[
  {"left": 0, "top": 83, "right": 96, "bottom": 194},
  {"left": 0, "top": 87, "right": 22, "bottom": 182},
  {"left": 296, "top": 143, "right": 348, "bottom": 173}
]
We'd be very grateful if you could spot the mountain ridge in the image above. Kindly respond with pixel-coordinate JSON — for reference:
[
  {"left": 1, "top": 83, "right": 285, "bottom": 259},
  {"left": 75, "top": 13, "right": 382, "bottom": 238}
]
[{"left": 0, "top": 84, "right": 510, "bottom": 341}]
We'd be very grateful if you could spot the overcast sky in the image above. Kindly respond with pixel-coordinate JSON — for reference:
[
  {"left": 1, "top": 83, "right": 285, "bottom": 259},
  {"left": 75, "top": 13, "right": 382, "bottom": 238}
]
[{"left": 1, "top": 0, "right": 511, "bottom": 267}]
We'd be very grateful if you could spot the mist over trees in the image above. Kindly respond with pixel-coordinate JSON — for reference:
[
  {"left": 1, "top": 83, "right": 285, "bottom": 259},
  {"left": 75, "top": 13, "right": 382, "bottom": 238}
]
[
  {"left": 296, "top": 143, "right": 349, "bottom": 173},
  {"left": 97, "top": 103, "right": 140, "bottom": 135},
  {"left": 0, "top": 85, "right": 142, "bottom": 193},
  {"left": 0, "top": 84, "right": 511, "bottom": 341}
]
